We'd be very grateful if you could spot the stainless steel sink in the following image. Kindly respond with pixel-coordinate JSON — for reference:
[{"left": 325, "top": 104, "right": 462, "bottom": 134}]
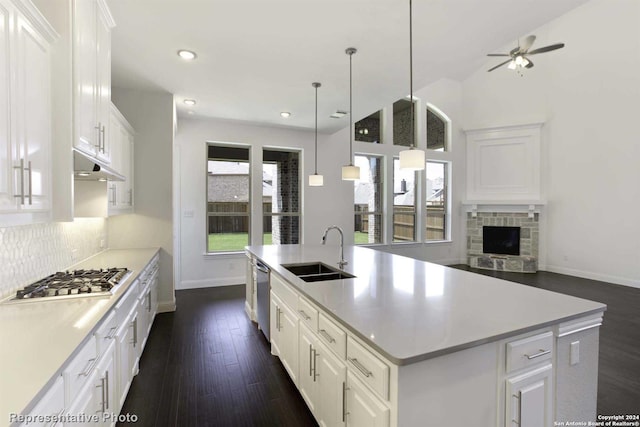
[{"left": 281, "top": 262, "right": 356, "bottom": 282}]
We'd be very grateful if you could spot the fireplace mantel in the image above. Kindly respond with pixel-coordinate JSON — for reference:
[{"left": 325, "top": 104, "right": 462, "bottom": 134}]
[{"left": 462, "top": 200, "right": 546, "bottom": 218}]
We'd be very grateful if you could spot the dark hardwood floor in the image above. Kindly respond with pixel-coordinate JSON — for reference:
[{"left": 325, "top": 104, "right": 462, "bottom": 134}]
[
  {"left": 119, "top": 270, "right": 640, "bottom": 426},
  {"left": 451, "top": 265, "right": 640, "bottom": 416},
  {"left": 118, "top": 286, "right": 317, "bottom": 427}
]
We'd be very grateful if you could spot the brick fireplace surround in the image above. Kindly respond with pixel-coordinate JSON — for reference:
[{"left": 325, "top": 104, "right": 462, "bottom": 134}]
[{"left": 467, "top": 212, "right": 539, "bottom": 273}]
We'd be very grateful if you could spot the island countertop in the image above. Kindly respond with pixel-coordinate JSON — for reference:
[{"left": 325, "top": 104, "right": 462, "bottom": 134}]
[{"left": 246, "top": 244, "right": 606, "bottom": 365}]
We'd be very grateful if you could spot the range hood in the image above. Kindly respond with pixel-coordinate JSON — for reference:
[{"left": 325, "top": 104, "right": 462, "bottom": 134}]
[{"left": 73, "top": 149, "right": 125, "bottom": 182}]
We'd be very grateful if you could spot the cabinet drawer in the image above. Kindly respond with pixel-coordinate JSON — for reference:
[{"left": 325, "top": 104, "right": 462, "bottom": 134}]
[
  {"left": 271, "top": 273, "right": 298, "bottom": 309},
  {"left": 63, "top": 335, "right": 98, "bottom": 403},
  {"left": 95, "top": 309, "right": 118, "bottom": 356},
  {"left": 347, "top": 336, "right": 390, "bottom": 401},
  {"left": 317, "top": 313, "right": 346, "bottom": 359},
  {"left": 297, "top": 297, "right": 318, "bottom": 331},
  {"left": 115, "top": 280, "right": 139, "bottom": 325},
  {"left": 506, "top": 331, "right": 553, "bottom": 373}
]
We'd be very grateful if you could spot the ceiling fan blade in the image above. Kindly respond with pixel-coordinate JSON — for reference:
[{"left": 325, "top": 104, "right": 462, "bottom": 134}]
[
  {"left": 521, "top": 35, "right": 536, "bottom": 52},
  {"left": 525, "top": 58, "right": 534, "bottom": 68},
  {"left": 528, "top": 43, "right": 565, "bottom": 55},
  {"left": 487, "top": 53, "right": 510, "bottom": 57},
  {"left": 487, "top": 59, "right": 512, "bottom": 72}
]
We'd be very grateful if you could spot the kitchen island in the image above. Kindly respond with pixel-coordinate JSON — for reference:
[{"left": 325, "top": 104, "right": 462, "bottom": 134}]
[{"left": 246, "top": 244, "right": 606, "bottom": 427}]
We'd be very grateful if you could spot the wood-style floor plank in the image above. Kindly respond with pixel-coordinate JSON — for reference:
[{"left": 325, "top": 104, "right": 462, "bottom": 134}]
[{"left": 120, "top": 270, "right": 640, "bottom": 425}]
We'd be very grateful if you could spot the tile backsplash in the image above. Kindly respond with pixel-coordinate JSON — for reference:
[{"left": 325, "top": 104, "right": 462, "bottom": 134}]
[{"left": 0, "top": 218, "right": 107, "bottom": 299}]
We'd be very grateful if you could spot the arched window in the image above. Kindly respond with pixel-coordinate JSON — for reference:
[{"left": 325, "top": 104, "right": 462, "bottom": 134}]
[{"left": 426, "top": 104, "right": 450, "bottom": 152}]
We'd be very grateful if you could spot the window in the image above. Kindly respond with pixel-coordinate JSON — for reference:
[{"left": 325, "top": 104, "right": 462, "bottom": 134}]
[
  {"left": 393, "top": 99, "right": 416, "bottom": 147},
  {"left": 425, "top": 161, "right": 448, "bottom": 241},
  {"left": 426, "top": 106, "right": 447, "bottom": 151},
  {"left": 355, "top": 110, "right": 382, "bottom": 143},
  {"left": 263, "top": 149, "right": 300, "bottom": 245},
  {"left": 207, "top": 145, "right": 250, "bottom": 252},
  {"left": 393, "top": 158, "right": 416, "bottom": 242},
  {"left": 354, "top": 155, "right": 383, "bottom": 244}
]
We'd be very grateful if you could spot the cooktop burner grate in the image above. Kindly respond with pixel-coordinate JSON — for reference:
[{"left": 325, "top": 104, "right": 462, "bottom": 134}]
[{"left": 13, "top": 268, "right": 129, "bottom": 300}]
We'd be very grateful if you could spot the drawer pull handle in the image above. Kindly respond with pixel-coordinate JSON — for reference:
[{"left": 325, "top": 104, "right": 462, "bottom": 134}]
[
  {"left": 79, "top": 358, "right": 97, "bottom": 377},
  {"left": 319, "top": 329, "right": 335, "bottom": 343},
  {"left": 342, "top": 382, "right": 349, "bottom": 422},
  {"left": 105, "top": 326, "right": 117, "bottom": 339},
  {"left": 525, "top": 349, "right": 551, "bottom": 360},
  {"left": 298, "top": 310, "right": 311, "bottom": 321},
  {"left": 348, "top": 357, "right": 372, "bottom": 378}
]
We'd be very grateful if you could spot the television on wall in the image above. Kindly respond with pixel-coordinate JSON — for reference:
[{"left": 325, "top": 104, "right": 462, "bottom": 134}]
[{"left": 483, "top": 226, "right": 520, "bottom": 255}]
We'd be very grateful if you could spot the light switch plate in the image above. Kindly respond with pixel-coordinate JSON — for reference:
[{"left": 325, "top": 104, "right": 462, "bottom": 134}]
[{"left": 570, "top": 341, "right": 580, "bottom": 365}]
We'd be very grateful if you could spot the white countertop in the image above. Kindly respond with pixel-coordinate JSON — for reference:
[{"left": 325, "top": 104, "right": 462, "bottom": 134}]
[
  {"left": 0, "top": 248, "right": 159, "bottom": 424},
  {"left": 247, "top": 244, "right": 606, "bottom": 365}
]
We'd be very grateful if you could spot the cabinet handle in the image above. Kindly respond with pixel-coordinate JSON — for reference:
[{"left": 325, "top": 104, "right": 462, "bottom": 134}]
[
  {"left": 313, "top": 348, "right": 319, "bottom": 382},
  {"left": 50, "top": 409, "right": 65, "bottom": 426},
  {"left": 276, "top": 307, "right": 282, "bottom": 331},
  {"left": 132, "top": 317, "right": 138, "bottom": 347},
  {"left": 105, "top": 326, "right": 117, "bottom": 339},
  {"left": 13, "top": 159, "right": 25, "bottom": 204},
  {"left": 309, "top": 343, "right": 313, "bottom": 377},
  {"left": 100, "top": 125, "right": 106, "bottom": 152},
  {"left": 525, "top": 349, "right": 551, "bottom": 360},
  {"left": 95, "top": 124, "right": 101, "bottom": 150},
  {"left": 111, "top": 184, "right": 117, "bottom": 206},
  {"left": 26, "top": 161, "right": 32, "bottom": 205},
  {"left": 128, "top": 188, "right": 133, "bottom": 205},
  {"left": 348, "top": 357, "right": 373, "bottom": 378},
  {"left": 298, "top": 309, "right": 311, "bottom": 321},
  {"left": 512, "top": 392, "right": 522, "bottom": 425},
  {"left": 96, "top": 376, "right": 106, "bottom": 413},
  {"left": 342, "top": 382, "right": 349, "bottom": 422},
  {"left": 79, "top": 358, "right": 97, "bottom": 377},
  {"left": 318, "top": 329, "right": 335, "bottom": 344},
  {"left": 105, "top": 369, "right": 110, "bottom": 410}
]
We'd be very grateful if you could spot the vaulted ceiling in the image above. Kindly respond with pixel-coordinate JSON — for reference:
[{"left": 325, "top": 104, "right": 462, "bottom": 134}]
[{"left": 108, "top": 0, "right": 588, "bottom": 133}]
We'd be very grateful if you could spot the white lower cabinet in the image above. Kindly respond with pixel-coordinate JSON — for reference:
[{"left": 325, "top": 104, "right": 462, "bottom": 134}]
[
  {"left": 21, "top": 376, "right": 64, "bottom": 426},
  {"left": 345, "top": 371, "right": 390, "bottom": 427},
  {"left": 316, "top": 337, "right": 347, "bottom": 427},
  {"left": 270, "top": 291, "right": 299, "bottom": 385},
  {"left": 66, "top": 368, "right": 99, "bottom": 427},
  {"left": 95, "top": 342, "right": 116, "bottom": 426},
  {"left": 115, "top": 309, "right": 137, "bottom": 410},
  {"left": 506, "top": 364, "right": 552, "bottom": 427},
  {"left": 298, "top": 323, "right": 319, "bottom": 415}
]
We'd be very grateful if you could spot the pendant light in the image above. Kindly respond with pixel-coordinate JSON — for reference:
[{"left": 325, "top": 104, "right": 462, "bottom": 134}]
[
  {"left": 309, "top": 82, "right": 324, "bottom": 186},
  {"left": 399, "top": 0, "right": 425, "bottom": 171},
  {"left": 342, "top": 47, "right": 360, "bottom": 181}
]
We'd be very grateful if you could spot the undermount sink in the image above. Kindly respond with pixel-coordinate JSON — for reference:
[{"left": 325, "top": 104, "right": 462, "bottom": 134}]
[{"left": 282, "top": 262, "right": 356, "bottom": 282}]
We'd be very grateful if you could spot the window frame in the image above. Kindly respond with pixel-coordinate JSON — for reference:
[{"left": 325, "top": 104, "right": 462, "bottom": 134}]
[
  {"left": 353, "top": 154, "right": 384, "bottom": 245},
  {"left": 424, "top": 160, "right": 451, "bottom": 242},
  {"left": 392, "top": 157, "right": 417, "bottom": 242}
]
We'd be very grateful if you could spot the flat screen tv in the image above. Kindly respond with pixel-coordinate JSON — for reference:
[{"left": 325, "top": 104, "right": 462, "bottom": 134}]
[{"left": 483, "top": 226, "right": 520, "bottom": 255}]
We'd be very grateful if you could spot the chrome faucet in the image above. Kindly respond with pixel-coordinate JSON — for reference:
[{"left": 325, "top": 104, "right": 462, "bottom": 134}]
[{"left": 321, "top": 225, "right": 347, "bottom": 269}]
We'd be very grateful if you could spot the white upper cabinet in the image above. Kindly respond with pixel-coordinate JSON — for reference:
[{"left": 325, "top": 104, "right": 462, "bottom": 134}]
[
  {"left": 73, "top": 0, "right": 114, "bottom": 163},
  {"left": 0, "top": 0, "right": 57, "bottom": 225},
  {"left": 108, "top": 103, "right": 134, "bottom": 215}
]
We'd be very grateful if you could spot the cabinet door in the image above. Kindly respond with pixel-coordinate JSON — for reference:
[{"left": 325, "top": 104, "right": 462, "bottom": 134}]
[
  {"left": 73, "top": 0, "right": 98, "bottom": 156},
  {"left": 346, "top": 371, "right": 389, "bottom": 427},
  {"left": 22, "top": 376, "right": 65, "bottom": 427},
  {"left": 316, "top": 339, "right": 346, "bottom": 427},
  {"left": 96, "top": 343, "right": 116, "bottom": 426},
  {"left": 298, "top": 323, "right": 319, "bottom": 415},
  {"left": 94, "top": 5, "right": 111, "bottom": 163},
  {"left": 14, "top": 15, "right": 51, "bottom": 212},
  {"left": 506, "top": 364, "right": 552, "bottom": 427},
  {"left": 271, "top": 292, "right": 299, "bottom": 385},
  {"left": 67, "top": 368, "right": 100, "bottom": 427},
  {"left": 116, "top": 316, "right": 135, "bottom": 409},
  {"left": 0, "top": 1, "right": 13, "bottom": 211}
]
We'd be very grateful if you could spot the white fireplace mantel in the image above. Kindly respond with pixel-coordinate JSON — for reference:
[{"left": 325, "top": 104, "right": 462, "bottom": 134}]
[{"left": 461, "top": 200, "right": 547, "bottom": 218}]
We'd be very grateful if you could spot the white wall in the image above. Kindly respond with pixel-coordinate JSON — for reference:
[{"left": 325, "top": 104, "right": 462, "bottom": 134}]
[
  {"left": 109, "top": 88, "right": 176, "bottom": 308},
  {"left": 462, "top": 0, "right": 640, "bottom": 287},
  {"left": 174, "top": 118, "right": 351, "bottom": 289}
]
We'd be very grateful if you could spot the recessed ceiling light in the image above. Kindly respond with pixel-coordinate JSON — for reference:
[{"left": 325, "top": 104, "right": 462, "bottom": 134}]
[
  {"left": 280, "top": 112, "right": 291, "bottom": 118},
  {"left": 330, "top": 110, "right": 347, "bottom": 119},
  {"left": 177, "top": 50, "right": 197, "bottom": 60},
  {"left": 184, "top": 99, "right": 196, "bottom": 106}
]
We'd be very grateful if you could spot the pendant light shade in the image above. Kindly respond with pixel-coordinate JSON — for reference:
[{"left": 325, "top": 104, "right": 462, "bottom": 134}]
[
  {"left": 399, "top": 0, "right": 425, "bottom": 171},
  {"left": 342, "top": 47, "right": 360, "bottom": 181},
  {"left": 309, "top": 82, "right": 324, "bottom": 187}
]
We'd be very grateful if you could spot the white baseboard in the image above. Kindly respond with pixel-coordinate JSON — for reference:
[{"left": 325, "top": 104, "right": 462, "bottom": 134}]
[
  {"left": 545, "top": 264, "right": 639, "bottom": 289},
  {"left": 177, "top": 275, "right": 245, "bottom": 290},
  {"left": 158, "top": 300, "right": 176, "bottom": 313}
]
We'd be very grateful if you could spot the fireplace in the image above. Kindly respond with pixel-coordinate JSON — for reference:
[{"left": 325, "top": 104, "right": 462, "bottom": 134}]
[
  {"left": 467, "top": 212, "right": 538, "bottom": 273},
  {"left": 483, "top": 226, "right": 520, "bottom": 255}
]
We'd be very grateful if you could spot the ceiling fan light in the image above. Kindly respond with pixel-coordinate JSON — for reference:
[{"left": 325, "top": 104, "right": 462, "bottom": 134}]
[
  {"left": 399, "top": 147, "right": 425, "bottom": 170},
  {"left": 508, "top": 60, "right": 517, "bottom": 70},
  {"left": 342, "top": 164, "right": 360, "bottom": 181},
  {"left": 515, "top": 55, "right": 525, "bottom": 66},
  {"left": 521, "top": 57, "right": 530, "bottom": 67}
]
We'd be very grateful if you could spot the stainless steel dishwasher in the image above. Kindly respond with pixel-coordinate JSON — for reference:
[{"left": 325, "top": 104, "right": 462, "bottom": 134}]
[{"left": 255, "top": 260, "right": 271, "bottom": 341}]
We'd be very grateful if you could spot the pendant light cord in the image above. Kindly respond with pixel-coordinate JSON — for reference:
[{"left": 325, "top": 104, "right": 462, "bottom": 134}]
[
  {"left": 410, "top": 0, "right": 414, "bottom": 150},
  {"left": 314, "top": 84, "right": 318, "bottom": 174},
  {"left": 349, "top": 50, "right": 354, "bottom": 165}
]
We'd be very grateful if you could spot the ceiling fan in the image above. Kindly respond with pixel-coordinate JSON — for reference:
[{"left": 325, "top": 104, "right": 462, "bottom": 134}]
[{"left": 487, "top": 35, "right": 565, "bottom": 72}]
